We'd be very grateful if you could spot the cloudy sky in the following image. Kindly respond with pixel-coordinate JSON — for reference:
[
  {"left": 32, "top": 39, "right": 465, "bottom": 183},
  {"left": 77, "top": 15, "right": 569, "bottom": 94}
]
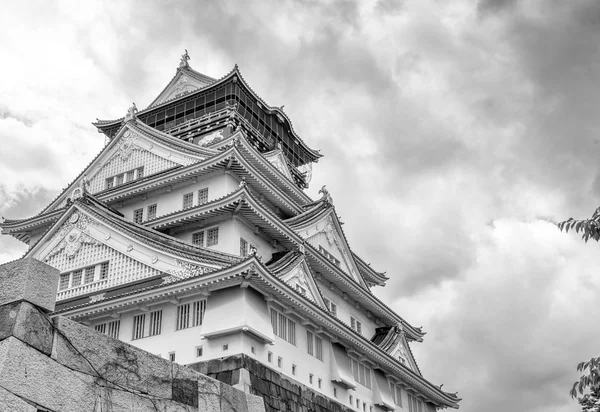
[{"left": 2, "top": 0, "right": 600, "bottom": 410}]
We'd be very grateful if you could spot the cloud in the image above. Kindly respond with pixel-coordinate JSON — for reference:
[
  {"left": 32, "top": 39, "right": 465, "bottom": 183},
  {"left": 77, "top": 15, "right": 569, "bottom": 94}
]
[{"left": 1, "top": 1, "right": 599, "bottom": 412}]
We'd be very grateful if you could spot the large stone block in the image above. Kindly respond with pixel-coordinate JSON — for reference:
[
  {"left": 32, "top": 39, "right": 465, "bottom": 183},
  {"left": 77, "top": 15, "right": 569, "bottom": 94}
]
[
  {"left": 0, "top": 301, "right": 53, "bottom": 355},
  {"left": 0, "top": 385, "right": 37, "bottom": 412},
  {"left": 0, "top": 258, "right": 59, "bottom": 313},
  {"left": 52, "top": 316, "right": 173, "bottom": 399}
]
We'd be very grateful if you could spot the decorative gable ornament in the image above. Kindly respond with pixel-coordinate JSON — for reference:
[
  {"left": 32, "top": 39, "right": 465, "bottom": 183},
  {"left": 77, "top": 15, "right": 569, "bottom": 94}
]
[
  {"left": 117, "top": 130, "right": 140, "bottom": 161},
  {"left": 166, "top": 259, "right": 209, "bottom": 279}
]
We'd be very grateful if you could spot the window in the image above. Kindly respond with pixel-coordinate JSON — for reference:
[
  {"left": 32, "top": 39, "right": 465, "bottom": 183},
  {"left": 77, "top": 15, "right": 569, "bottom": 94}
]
[
  {"left": 351, "top": 359, "right": 372, "bottom": 389},
  {"left": 292, "top": 364, "right": 296, "bottom": 375},
  {"left": 306, "top": 330, "right": 323, "bottom": 361},
  {"left": 105, "top": 167, "right": 144, "bottom": 190},
  {"left": 319, "top": 245, "right": 341, "bottom": 267},
  {"left": 270, "top": 309, "right": 296, "bottom": 345},
  {"left": 116, "top": 174, "right": 124, "bottom": 185},
  {"left": 268, "top": 352, "right": 272, "bottom": 363},
  {"left": 107, "top": 320, "right": 120, "bottom": 339},
  {"left": 99, "top": 262, "right": 109, "bottom": 280},
  {"left": 334, "top": 387, "right": 337, "bottom": 398},
  {"left": 126, "top": 169, "right": 135, "bottom": 182},
  {"left": 240, "top": 238, "right": 248, "bottom": 257},
  {"left": 71, "top": 269, "right": 82, "bottom": 287},
  {"left": 196, "top": 346, "right": 203, "bottom": 357},
  {"left": 132, "top": 314, "right": 145, "bottom": 340},
  {"left": 223, "top": 344, "right": 229, "bottom": 351},
  {"left": 106, "top": 177, "right": 114, "bottom": 189},
  {"left": 133, "top": 208, "right": 143, "bottom": 224},
  {"left": 357, "top": 399, "right": 360, "bottom": 408},
  {"left": 59, "top": 273, "right": 70, "bottom": 290},
  {"left": 176, "top": 300, "right": 206, "bottom": 330},
  {"left": 207, "top": 227, "right": 219, "bottom": 246},
  {"left": 149, "top": 310, "right": 162, "bottom": 336},
  {"left": 295, "top": 284, "right": 307, "bottom": 296},
  {"left": 363, "top": 402, "right": 366, "bottom": 412},
  {"left": 169, "top": 352, "right": 176, "bottom": 362},
  {"left": 408, "top": 395, "right": 423, "bottom": 412},
  {"left": 183, "top": 192, "right": 194, "bottom": 209},
  {"left": 392, "top": 385, "right": 403, "bottom": 407},
  {"left": 309, "top": 374, "right": 313, "bottom": 384},
  {"left": 330, "top": 302, "right": 337, "bottom": 317},
  {"left": 318, "top": 378, "right": 322, "bottom": 389},
  {"left": 198, "top": 188, "right": 208, "bottom": 204},
  {"left": 192, "top": 231, "right": 204, "bottom": 247},
  {"left": 94, "top": 320, "right": 120, "bottom": 339},
  {"left": 147, "top": 204, "right": 157, "bottom": 220},
  {"left": 251, "top": 346, "right": 256, "bottom": 354},
  {"left": 277, "top": 357, "right": 282, "bottom": 368},
  {"left": 350, "top": 316, "right": 362, "bottom": 335},
  {"left": 137, "top": 167, "right": 144, "bottom": 179},
  {"left": 349, "top": 395, "right": 353, "bottom": 406},
  {"left": 84, "top": 266, "right": 95, "bottom": 284}
]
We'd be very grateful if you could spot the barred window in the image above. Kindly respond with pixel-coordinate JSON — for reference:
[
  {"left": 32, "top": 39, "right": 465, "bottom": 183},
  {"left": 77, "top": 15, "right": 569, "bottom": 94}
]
[
  {"left": 307, "top": 331, "right": 323, "bottom": 361},
  {"left": 107, "top": 320, "right": 120, "bottom": 339},
  {"left": 99, "top": 262, "right": 109, "bottom": 280},
  {"left": 198, "top": 188, "right": 208, "bottom": 204},
  {"left": 270, "top": 308, "right": 296, "bottom": 345},
  {"left": 207, "top": 227, "right": 219, "bottom": 246},
  {"left": 116, "top": 174, "right": 124, "bottom": 186},
  {"left": 183, "top": 192, "right": 194, "bottom": 209},
  {"left": 106, "top": 177, "right": 114, "bottom": 189},
  {"left": 149, "top": 310, "right": 162, "bottom": 336},
  {"left": 84, "top": 266, "right": 95, "bottom": 284},
  {"left": 350, "top": 316, "right": 362, "bottom": 334},
  {"left": 408, "top": 394, "right": 422, "bottom": 412},
  {"left": 126, "top": 169, "right": 135, "bottom": 182},
  {"left": 137, "top": 167, "right": 144, "bottom": 179},
  {"left": 133, "top": 208, "right": 143, "bottom": 224},
  {"left": 169, "top": 352, "right": 175, "bottom": 362},
  {"left": 392, "top": 384, "right": 402, "bottom": 407},
  {"left": 319, "top": 245, "right": 341, "bottom": 267},
  {"left": 59, "top": 273, "right": 70, "bottom": 290},
  {"left": 132, "top": 314, "right": 145, "bottom": 340},
  {"left": 177, "top": 300, "right": 206, "bottom": 330},
  {"left": 95, "top": 323, "right": 106, "bottom": 334},
  {"left": 240, "top": 238, "right": 248, "bottom": 257},
  {"left": 330, "top": 302, "right": 337, "bottom": 317},
  {"left": 351, "top": 359, "right": 372, "bottom": 389},
  {"left": 71, "top": 269, "right": 82, "bottom": 287},
  {"left": 192, "top": 231, "right": 204, "bottom": 247},
  {"left": 147, "top": 204, "right": 157, "bottom": 220}
]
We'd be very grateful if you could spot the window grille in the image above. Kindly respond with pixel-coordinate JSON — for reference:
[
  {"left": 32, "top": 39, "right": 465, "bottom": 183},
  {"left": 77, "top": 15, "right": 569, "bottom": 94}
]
[
  {"left": 107, "top": 320, "right": 120, "bottom": 339},
  {"left": 270, "top": 308, "right": 295, "bottom": 345},
  {"left": 392, "top": 384, "right": 402, "bottom": 407},
  {"left": 149, "top": 310, "right": 162, "bottom": 336},
  {"left": 177, "top": 300, "right": 206, "bottom": 330},
  {"left": 169, "top": 352, "right": 175, "bottom": 362},
  {"left": 116, "top": 174, "right": 124, "bottom": 186},
  {"left": 95, "top": 324, "right": 106, "bottom": 334},
  {"left": 207, "top": 227, "right": 219, "bottom": 246},
  {"left": 330, "top": 302, "right": 337, "bottom": 317},
  {"left": 183, "top": 193, "right": 194, "bottom": 209},
  {"left": 71, "top": 269, "right": 82, "bottom": 287},
  {"left": 132, "top": 314, "right": 146, "bottom": 340},
  {"left": 350, "top": 316, "right": 362, "bottom": 334},
  {"left": 198, "top": 188, "right": 208, "bottom": 205},
  {"left": 192, "top": 231, "right": 204, "bottom": 247},
  {"left": 240, "top": 238, "right": 248, "bottom": 257},
  {"left": 126, "top": 170, "right": 135, "bottom": 182},
  {"left": 133, "top": 208, "right": 143, "bottom": 224},
  {"left": 315, "top": 335, "right": 323, "bottom": 360},
  {"left": 59, "top": 273, "right": 70, "bottom": 290},
  {"left": 319, "top": 245, "right": 341, "bottom": 267},
  {"left": 196, "top": 346, "right": 203, "bottom": 357},
  {"left": 83, "top": 266, "right": 95, "bottom": 283},
  {"left": 408, "top": 395, "right": 422, "bottom": 412},
  {"left": 99, "top": 262, "right": 109, "bottom": 280},
  {"left": 137, "top": 167, "right": 144, "bottom": 179},
  {"left": 307, "top": 330, "right": 314, "bottom": 356},
  {"left": 351, "top": 359, "right": 372, "bottom": 389},
  {"left": 147, "top": 204, "right": 157, "bottom": 220},
  {"left": 106, "top": 178, "right": 114, "bottom": 189}
]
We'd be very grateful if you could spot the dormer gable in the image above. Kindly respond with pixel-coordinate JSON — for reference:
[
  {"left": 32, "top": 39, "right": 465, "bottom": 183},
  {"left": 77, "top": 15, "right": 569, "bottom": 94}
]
[
  {"left": 287, "top": 204, "right": 367, "bottom": 288},
  {"left": 149, "top": 67, "right": 215, "bottom": 108},
  {"left": 263, "top": 147, "right": 294, "bottom": 182},
  {"left": 278, "top": 258, "right": 326, "bottom": 309}
]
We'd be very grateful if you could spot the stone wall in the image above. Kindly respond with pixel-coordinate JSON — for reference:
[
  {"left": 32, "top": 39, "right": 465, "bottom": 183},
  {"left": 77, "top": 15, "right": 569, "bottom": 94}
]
[
  {"left": 0, "top": 258, "right": 265, "bottom": 412},
  {"left": 190, "top": 355, "right": 355, "bottom": 412}
]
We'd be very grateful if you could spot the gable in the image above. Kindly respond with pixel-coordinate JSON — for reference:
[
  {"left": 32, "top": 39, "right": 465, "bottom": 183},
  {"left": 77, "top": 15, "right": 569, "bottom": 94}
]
[
  {"left": 391, "top": 334, "right": 419, "bottom": 374},
  {"left": 263, "top": 149, "right": 293, "bottom": 181},
  {"left": 299, "top": 212, "right": 365, "bottom": 286},
  {"left": 150, "top": 71, "right": 212, "bottom": 107},
  {"left": 28, "top": 206, "right": 222, "bottom": 301},
  {"left": 47, "top": 124, "right": 202, "bottom": 212},
  {"left": 279, "top": 259, "right": 326, "bottom": 308}
]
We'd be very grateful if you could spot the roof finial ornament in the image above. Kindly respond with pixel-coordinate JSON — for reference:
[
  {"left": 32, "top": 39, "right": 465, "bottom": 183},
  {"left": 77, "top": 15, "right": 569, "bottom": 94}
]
[
  {"left": 80, "top": 175, "right": 90, "bottom": 194},
  {"left": 125, "top": 102, "right": 138, "bottom": 122},
  {"left": 179, "top": 49, "right": 190, "bottom": 69},
  {"left": 319, "top": 185, "right": 333, "bottom": 204},
  {"left": 239, "top": 177, "right": 246, "bottom": 189}
]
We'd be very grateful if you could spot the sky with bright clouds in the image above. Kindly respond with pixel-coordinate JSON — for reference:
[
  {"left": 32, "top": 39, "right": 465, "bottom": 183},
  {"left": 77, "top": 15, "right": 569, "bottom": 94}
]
[{"left": 1, "top": 1, "right": 599, "bottom": 411}]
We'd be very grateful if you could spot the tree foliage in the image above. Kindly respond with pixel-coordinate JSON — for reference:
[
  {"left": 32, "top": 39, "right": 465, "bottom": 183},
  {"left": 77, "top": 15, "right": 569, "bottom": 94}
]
[{"left": 558, "top": 207, "right": 600, "bottom": 243}]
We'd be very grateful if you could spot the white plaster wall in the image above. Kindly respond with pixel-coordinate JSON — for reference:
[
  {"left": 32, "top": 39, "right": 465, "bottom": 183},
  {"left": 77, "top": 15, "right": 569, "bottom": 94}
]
[
  {"left": 117, "top": 172, "right": 237, "bottom": 222},
  {"left": 317, "top": 279, "right": 377, "bottom": 341}
]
